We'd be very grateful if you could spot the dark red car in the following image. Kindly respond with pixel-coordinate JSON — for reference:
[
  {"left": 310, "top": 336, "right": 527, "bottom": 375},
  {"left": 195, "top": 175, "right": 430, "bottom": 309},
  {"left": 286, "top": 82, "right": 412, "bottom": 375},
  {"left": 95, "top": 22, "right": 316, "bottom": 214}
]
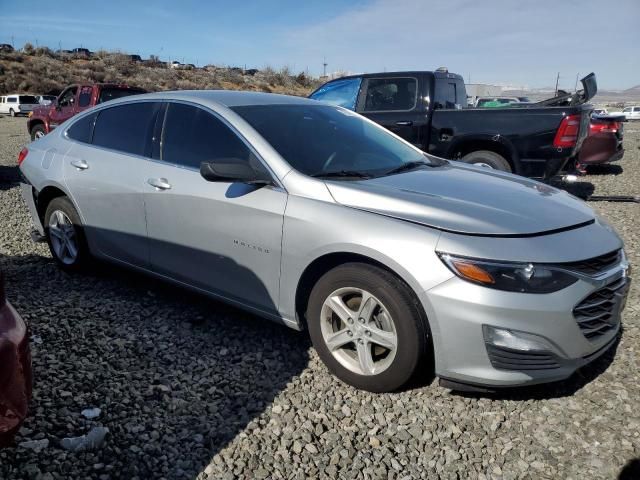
[
  {"left": 0, "top": 269, "right": 31, "bottom": 447},
  {"left": 27, "top": 83, "right": 146, "bottom": 140},
  {"left": 575, "top": 115, "right": 625, "bottom": 172}
]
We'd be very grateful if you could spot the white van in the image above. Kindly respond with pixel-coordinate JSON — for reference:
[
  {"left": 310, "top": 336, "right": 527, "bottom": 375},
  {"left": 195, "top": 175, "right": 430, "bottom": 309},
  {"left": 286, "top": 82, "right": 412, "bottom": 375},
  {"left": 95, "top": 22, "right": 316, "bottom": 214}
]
[{"left": 0, "top": 94, "right": 40, "bottom": 117}]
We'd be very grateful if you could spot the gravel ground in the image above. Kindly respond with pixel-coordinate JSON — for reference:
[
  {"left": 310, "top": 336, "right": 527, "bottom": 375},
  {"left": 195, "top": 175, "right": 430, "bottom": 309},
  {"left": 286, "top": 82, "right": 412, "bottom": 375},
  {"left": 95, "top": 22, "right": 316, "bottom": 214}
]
[{"left": 0, "top": 115, "right": 638, "bottom": 480}]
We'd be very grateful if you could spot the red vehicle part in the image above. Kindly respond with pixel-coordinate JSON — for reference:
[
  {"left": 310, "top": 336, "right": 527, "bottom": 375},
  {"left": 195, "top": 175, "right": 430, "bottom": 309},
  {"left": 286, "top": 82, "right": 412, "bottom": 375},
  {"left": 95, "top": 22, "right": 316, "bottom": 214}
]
[
  {"left": 577, "top": 115, "right": 625, "bottom": 167},
  {"left": 0, "top": 271, "right": 32, "bottom": 448}
]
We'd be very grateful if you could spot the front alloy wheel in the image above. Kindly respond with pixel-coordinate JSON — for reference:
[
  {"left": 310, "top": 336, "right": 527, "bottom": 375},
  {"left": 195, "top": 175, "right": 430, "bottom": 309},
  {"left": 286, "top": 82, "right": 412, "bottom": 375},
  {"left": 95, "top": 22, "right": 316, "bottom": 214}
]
[
  {"left": 320, "top": 287, "right": 398, "bottom": 376},
  {"left": 307, "top": 263, "right": 431, "bottom": 392}
]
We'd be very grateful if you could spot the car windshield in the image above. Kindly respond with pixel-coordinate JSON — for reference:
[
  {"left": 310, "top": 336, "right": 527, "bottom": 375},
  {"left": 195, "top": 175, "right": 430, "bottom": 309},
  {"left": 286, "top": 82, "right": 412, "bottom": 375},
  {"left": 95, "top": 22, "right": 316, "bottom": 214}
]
[
  {"left": 19, "top": 95, "right": 38, "bottom": 104},
  {"left": 231, "top": 104, "right": 436, "bottom": 178}
]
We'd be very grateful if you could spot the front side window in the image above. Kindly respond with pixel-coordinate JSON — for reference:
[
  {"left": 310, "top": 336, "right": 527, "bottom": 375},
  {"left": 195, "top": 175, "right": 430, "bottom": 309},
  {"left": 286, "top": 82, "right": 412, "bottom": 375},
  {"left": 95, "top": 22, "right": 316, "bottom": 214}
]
[
  {"left": 58, "top": 87, "right": 78, "bottom": 107},
  {"left": 623, "top": 107, "right": 631, "bottom": 113},
  {"left": 232, "top": 104, "right": 431, "bottom": 178},
  {"left": 92, "top": 102, "right": 161, "bottom": 156},
  {"left": 66, "top": 112, "right": 97, "bottom": 144},
  {"left": 161, "top": 103, "right": 252, "bottom": 170},
  {"left": 363, "top": 77, "right": 417, "bottom": 112},
  {"left": 309, "top": 78, "right": 362, "bottom": 110}
]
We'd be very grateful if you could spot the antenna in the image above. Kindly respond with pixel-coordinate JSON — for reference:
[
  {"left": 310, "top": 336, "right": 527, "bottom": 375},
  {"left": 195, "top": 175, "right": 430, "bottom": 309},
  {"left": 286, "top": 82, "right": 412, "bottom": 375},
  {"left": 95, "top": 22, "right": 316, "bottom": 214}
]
[
  {"left": 323, "top": 56, "right": 328, "bottom": 77},
  {"left": 574, "top": 72, "right": 579, "bottom": 91},
  {"left": 554, "top": 72, "right": 560, "bottom": 96}
]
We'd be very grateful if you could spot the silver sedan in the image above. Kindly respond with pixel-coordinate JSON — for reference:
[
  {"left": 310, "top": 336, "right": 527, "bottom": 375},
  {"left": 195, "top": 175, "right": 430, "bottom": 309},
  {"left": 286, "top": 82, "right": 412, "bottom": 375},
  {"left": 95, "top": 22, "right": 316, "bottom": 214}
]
[{"left": 18, "top": 91, "right": 630, "bottom": 392}]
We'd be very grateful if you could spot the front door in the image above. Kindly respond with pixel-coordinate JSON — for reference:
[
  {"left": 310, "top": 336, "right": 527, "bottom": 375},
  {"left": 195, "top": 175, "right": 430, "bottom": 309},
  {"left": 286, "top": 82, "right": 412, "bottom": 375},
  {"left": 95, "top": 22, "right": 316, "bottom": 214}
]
[
  {"left": 50, "top": 86, "right": 78, "bottom": 129},
  {"left": 356, "top": 76, "right": 426, "bottom": 148},
  {"left": 144, "top": 102, "right": 286, "bottom": 314}
]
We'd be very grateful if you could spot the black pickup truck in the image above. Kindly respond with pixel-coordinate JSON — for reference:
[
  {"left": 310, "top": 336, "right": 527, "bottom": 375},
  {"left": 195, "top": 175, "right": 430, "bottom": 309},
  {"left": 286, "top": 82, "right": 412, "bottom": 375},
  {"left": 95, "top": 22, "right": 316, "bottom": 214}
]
[{"left": 309, "top": 71, "right": 597, "bottom": 179}]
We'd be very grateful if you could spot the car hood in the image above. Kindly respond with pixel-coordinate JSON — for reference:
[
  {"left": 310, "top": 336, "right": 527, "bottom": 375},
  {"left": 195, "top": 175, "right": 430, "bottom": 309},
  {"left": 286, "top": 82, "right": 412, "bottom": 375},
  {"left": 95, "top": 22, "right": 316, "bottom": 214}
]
[{"left": 325, "top": 163, "right": 595, "bottom": 236}]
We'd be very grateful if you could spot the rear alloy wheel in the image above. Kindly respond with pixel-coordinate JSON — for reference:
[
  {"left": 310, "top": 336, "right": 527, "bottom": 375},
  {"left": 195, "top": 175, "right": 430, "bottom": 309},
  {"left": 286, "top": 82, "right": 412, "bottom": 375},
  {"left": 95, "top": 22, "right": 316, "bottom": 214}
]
[
  {"left": 44, "top": 197, "right": 91, "bottom": 271},
  {"left": 307, "top": 263, "right": 431, "bottom": 392},
  {"left": 462, "top": 150, "right": 511, "bottom": 172}
]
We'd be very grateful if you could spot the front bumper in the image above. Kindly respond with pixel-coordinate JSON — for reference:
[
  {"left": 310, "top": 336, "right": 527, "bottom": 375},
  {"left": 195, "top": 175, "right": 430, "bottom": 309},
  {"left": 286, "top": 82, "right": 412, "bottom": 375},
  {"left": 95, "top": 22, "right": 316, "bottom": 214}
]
[
  {"left": 0, "top": 301, "right": 32, "bottom": 447},
  {"left": 422, "top": 266, "right": 630, "bottom": 389}
]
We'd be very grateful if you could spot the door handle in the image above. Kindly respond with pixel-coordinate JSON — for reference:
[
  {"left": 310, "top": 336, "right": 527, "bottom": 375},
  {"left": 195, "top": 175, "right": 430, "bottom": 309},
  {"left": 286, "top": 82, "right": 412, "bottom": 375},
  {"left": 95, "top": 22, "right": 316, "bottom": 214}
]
[
  {"left": 70, "top": 159, "right": 89, "bottom": 170},
  {"left": 395, "top": 121, "right": 413, "bottom": 126},
  {"left": 147, "top": 178, "right": 172, "bottom": 190}
]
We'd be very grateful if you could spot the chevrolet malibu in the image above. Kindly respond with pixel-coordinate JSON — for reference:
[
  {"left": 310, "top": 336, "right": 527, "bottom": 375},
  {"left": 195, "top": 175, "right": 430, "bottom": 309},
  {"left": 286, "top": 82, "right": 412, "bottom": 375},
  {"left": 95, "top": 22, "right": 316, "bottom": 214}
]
[{"left": 18, "top": 91, "right": 630, "bottom": 392}]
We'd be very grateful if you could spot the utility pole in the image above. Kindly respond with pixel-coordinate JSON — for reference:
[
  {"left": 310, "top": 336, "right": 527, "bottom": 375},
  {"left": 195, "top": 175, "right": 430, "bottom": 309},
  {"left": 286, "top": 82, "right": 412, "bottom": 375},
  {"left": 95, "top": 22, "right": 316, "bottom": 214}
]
[
  {"left": 574, "top": 72, "right": 579, "bottom": 91},
  {"left": 11, "top": 35, "right": 14, "bottom": 47},
  {"left": 322, "top": 56, "right": 328, "bottom": 77},
  {"left": 554, "top": 72, "right": 560, "bottom": 96}
]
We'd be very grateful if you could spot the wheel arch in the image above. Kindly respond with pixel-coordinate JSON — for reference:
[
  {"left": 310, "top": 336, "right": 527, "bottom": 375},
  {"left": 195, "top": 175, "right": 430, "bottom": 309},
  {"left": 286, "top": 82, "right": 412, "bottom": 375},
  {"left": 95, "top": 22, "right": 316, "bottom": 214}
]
[
  {"left": 294, "top": 250, "right": 426, "bottom": 330},
  {"left": 35, "top": 184, "right": 76, "bottom": 224},
  {"left": 27, "top": 118, "right": 46, "bottom": 134}
]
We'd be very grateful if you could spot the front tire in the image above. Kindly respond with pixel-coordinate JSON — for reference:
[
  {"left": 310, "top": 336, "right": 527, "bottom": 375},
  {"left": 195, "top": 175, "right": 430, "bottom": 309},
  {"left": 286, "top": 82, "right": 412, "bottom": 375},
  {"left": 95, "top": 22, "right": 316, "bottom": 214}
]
[
  {"left": 44, "top": 197, "right": 91, "bottom": 271},
  {"left": 307, "top": 263, "right": 431, "bottom": 392},
  {"left": 30, "top": 124, "right": 46, "bottom": 141},
  {"left": 462, "top": 150, "right": 511, "bottom": 172}
]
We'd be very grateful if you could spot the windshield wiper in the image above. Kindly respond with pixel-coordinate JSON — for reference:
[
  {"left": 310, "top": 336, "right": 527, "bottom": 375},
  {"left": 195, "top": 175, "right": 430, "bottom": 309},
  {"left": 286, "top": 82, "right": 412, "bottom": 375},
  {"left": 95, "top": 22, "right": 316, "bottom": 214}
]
[
  {"left": 311, "top": 170, "right": 372, "bottom": 179},
  {"left": 384, "top": 160, "right": 433, "bottom": 176}
]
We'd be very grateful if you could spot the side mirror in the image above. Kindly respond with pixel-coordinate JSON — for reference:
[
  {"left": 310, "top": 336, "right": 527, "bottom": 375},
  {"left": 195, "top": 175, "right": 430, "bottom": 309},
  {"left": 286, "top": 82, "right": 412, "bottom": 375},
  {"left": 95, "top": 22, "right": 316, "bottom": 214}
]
[{"left": 200, "top": 159, "right": 271, "bottom": 185}]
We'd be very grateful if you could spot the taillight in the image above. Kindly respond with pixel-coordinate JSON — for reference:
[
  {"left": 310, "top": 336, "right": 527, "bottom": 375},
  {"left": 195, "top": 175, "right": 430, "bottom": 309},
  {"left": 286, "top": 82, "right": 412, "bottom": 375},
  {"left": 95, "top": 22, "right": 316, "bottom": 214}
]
[
  {"left": 589, "top": 121, "right": 619, "bottom": 135},
  {"left": 553, "top": 114, "right": 581, "bottom": 148},
  {"left": 17, "top": 147, "right": 28, "bottom": 166}
]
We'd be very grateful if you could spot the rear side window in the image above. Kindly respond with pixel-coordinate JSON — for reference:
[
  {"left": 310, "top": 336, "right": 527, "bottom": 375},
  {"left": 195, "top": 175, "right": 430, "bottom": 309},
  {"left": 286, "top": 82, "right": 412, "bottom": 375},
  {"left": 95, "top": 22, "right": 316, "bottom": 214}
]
[
  {"left": 98, "top": 87, "right": 146, "bottom": 104},
  {"left": 363, "top": 77, "right": 417, "bottom": 112},
  {"left": 66, "top": 112, "right": 97, "bottom": 143},
  {"left": 7, "top": 97, "right": 16, "bottom": 103},
  {"left": 161, "top": 103, "right": 251, "bottom": 169},
  {"left": 19, "top": 95, "right": 38, "bottom": 104},
  {"left": 78, "top": 86, "right": 92, "bottom": 107},
  {"left": 433, "top": 79, "right": 466, "bottom": 110},
  {"left": 92, "top": 102, "right": 161, "bottom": 156},
  {"left": 309, "top": 78, "right": 362, "bottom": 110}
]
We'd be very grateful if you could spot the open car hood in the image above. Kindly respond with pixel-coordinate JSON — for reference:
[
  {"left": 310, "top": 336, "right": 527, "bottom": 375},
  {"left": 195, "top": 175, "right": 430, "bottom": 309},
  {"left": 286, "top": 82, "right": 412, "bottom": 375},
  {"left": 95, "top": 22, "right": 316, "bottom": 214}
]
[{"left": 325, "top": 163, "right": 595, "bottom": 236}]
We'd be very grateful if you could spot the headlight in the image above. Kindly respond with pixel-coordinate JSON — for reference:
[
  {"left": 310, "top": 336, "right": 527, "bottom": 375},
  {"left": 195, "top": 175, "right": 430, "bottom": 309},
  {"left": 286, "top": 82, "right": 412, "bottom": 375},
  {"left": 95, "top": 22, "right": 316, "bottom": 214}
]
[{"left": 438, "top": 253, "right": 578, "bottom": 293}]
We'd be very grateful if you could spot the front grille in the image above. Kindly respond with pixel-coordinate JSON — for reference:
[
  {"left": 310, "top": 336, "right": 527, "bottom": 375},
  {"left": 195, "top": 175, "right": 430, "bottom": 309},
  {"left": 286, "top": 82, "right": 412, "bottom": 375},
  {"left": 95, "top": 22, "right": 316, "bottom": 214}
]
[
  {"left": 559, "top": 249, "right": 621, "bottom": 276},
  {"left": 486, "top": 345, "right": 560, "bottom": 371},
  {"left": 573, "top": 277, "right": 628, "bottom": 340}
]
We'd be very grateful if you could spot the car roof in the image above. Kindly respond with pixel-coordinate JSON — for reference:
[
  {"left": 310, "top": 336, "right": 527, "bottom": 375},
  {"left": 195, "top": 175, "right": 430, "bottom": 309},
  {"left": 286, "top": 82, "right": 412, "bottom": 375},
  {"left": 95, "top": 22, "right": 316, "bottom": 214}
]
[{"left": 115, "top": 90, "right": 319, "bottom": 107}]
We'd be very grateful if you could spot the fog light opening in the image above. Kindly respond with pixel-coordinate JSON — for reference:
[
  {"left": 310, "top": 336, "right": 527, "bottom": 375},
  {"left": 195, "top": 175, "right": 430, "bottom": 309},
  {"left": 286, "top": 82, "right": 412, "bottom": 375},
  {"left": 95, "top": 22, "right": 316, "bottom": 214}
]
[{"left": 483, "top": 325, "right": 550, "bottom": 352}]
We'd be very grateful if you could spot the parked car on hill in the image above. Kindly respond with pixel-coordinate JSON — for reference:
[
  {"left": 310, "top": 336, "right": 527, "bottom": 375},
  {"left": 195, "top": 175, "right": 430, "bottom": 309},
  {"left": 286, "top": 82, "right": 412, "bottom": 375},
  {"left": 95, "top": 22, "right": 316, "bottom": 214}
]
[
  {"left": 27, "top": 83, "right": 146, "bottom": 140},
  {"left": 609, "top": 106, "right": 640, "bottom": 121},
  {"left": 310, "top": 71, "right": 598, "bottom": 179},
  {"left": 0, "top": 44, "right": 14, "bottom": 53},
  {"left": 19, "top": 90, "right": 630, "bottom": 392},
  {"left": 0, "top": 267, "right": 32, "bottom": 447},
  {"left": 0, "top": 94, "right": 40, "bottom": 117}
]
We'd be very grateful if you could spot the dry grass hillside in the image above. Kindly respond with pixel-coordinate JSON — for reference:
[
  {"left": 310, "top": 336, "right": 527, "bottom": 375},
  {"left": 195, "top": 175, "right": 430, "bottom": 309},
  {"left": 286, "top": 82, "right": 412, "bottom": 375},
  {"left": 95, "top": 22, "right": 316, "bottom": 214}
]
[{"left": 0, "top": 46, "right": 320, "bottom": 96}]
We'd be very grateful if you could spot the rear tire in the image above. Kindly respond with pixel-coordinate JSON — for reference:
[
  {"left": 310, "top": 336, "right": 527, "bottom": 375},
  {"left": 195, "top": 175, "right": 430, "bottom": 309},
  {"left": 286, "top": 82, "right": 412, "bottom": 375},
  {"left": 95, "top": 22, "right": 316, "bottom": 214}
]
[
  {"left": 44, "top": 197, "right": 91, "bottom": 271},
  {"left": 9, "top": 108, "right": 16, "bottom": 117},
  {"left": 30, "top": 124, "right": 46, "bottom": 141},
  {"left": 462, "top": 150, "right": 511, "bottom": 172},
  {"left": 307, "top": 263, "right": 431, "bottom": 392}
]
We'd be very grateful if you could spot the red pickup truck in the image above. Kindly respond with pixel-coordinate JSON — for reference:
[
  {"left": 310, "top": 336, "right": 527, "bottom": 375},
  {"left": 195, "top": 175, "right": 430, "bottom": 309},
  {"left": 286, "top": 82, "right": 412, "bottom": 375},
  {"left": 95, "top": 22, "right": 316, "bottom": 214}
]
[{"left": 27, "top": 83, "right": 146, "bottom": 140}]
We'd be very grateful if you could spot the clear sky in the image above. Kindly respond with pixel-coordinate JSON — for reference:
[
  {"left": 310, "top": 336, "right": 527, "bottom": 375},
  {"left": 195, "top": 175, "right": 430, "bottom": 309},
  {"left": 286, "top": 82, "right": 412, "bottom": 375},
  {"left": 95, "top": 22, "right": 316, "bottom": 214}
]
[{"left": 1, "top": 0, "right": 638, "bottom": 90}]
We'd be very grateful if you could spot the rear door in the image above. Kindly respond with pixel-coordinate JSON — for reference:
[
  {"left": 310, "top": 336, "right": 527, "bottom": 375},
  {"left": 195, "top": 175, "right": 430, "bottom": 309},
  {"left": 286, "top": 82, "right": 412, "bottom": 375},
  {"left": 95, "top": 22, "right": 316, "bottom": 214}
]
[
  {"left": 63, "top": 101, "right": 161, "bottom": 267},
  {"left": 143, "top": 101, "right": 287, "bottom": 314},
  {"left": 355, "top": 76, "right": 426, "bottom": 148}
]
